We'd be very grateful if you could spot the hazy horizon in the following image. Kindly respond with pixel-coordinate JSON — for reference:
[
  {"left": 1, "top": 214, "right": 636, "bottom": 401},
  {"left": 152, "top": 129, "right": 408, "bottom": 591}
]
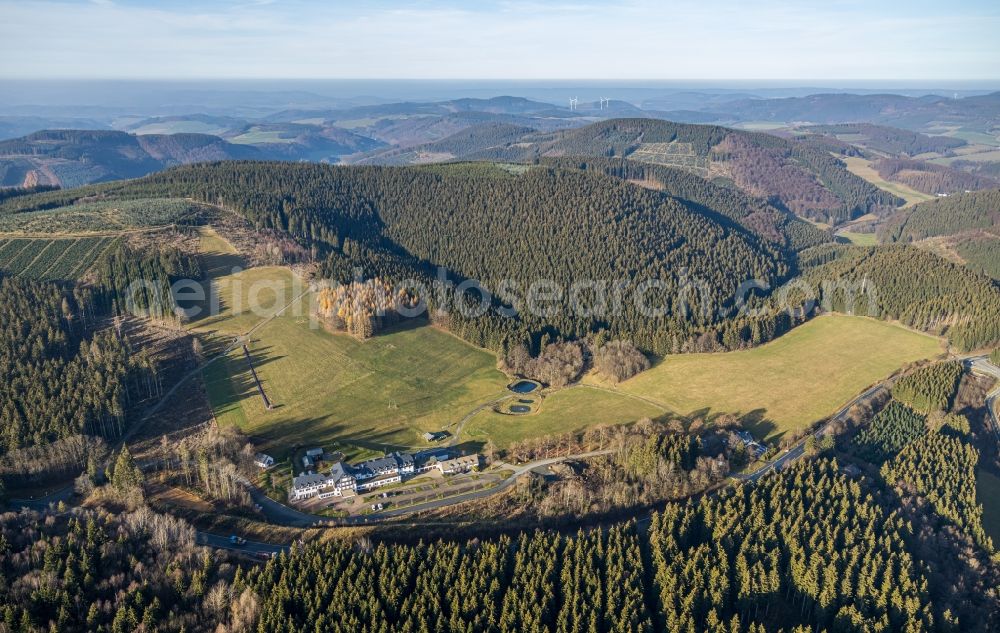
[{"left": 1, "top": 1, "right": 998, "bottom": 81}]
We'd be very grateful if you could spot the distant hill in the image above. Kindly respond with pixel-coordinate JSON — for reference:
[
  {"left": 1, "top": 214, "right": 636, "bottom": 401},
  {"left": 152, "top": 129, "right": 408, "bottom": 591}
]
[
  {"left": 351, "top": 122, "right": 536, "bottom": 165},
  {"left": 871, "top": 158, "right": 998, "bottom": 195},
  {"left": 222, "top": 123, "right": 385, "bottom": 161},
  {"left": 123, "top": 113, "right": 248, "bottom": 136},
  {"left": 0, "top": 116, "right": 114, "bottom": 141},
  {"left": 265, "top": 96, "right": 563, "bottom": 123},
  {"left": 706, "top": 92, "right": 1000, "bottom": 132},
  {"left": 0, "top": 129, "right": 263, "bottom": 188},
  {"left": 467, "top": 118, "right": 901, "bottom": 224},
  {"left": 802, "top": 123, "right": 967, "bottom": 156}
]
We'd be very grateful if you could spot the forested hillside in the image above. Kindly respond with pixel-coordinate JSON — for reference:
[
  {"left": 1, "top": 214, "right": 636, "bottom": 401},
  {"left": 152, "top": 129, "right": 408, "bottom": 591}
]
[
  {"left": 878, "top": 189, "right": 1000, "bottom": 242},
  {"left": 873, "top": 158, "right": 997, "bottom": 195},
  {"left": 5, "top": 160, "right": 995, "bottom": 356},
  {"left": 35, "top": 160, "right": 791, "bottom": 355},
  {"left": 10, "top": 458, "right": 992, "bottom": 632},
  {"left": 0, "top": 506, "right": 224, "bottom": 633},
  {"left": 804, "top": 123, "right": 967, "bottom": 156},
  {"left": 541, "top": 156, "right": 832, "bottom": 251},
  {"left": 0, "top": 275, "right": 158, "bottom": 454},
  {"left": 0, "top": 130, "right": 263, "bottom": 188},
  {"left": 794, "top": 245, "right": 1000, "bottom": 351},
  {"left": 479, "top": 118, "right": 901, "bottom": 224},
  {"left": 352, "top": 122, "right": 536, "bottom": 165}
]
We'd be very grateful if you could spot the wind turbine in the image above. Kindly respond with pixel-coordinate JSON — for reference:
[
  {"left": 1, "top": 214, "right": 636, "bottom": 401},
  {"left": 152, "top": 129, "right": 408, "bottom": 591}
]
[{"left": 569, "top": 96, "right": 578, "bottom": 111}]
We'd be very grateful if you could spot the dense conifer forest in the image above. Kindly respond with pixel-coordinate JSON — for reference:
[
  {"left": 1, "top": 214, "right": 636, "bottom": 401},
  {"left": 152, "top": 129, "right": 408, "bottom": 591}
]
[
  {"left": 30, "top": 161, "right": 794, "bottom": 354},
  {"left": 4, "top": 162, "right": 996, "bottom": 356},
  {"left": 891, "top": 362, "right": 965, "bottom": 413},
  {"left": 877, "top": 189, "right": 1000, "bottom": 243},
  {"left": 0, "top": 275, "right": 159, "bottom": 455},
  {"left": 539, "top": 157, "right": 832, "bottom": 252},
  {"left": 851, "top": 400, "right": 926, "bottom": 464},
  {"left": 9, "top": 454, "right": 997, "bottom": 632},
  {"left": 477, "top": 118, "right": 901, "bottom": 225},
  {"left": 793, "top": 245, "right": 1000, "bottom": 351}
]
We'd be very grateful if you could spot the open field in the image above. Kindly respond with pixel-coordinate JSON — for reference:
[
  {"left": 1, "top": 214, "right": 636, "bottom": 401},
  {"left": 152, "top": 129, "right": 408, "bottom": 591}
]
[
  {"left": 194, "top": 231, "right": 945, "bottom": 458},
  {"left": 193, "top": 261, "right": 510, "bottom": 458},
  {"left": 196, "top": 254, "right": 670, "bottom": 457},
  {"left": 205, "top": 318, "right": 510, "bottom": 459},
  {"left": 227, "top": 129, "right": 298, "bottom": 144},
  {"left": 930, "top": 149, "right": 1000, "bottom": 165},
  {"left": 977, "top": 468, "right": 1000, "bottom": 545},
  {"left": 841, "top": 156, "right": 935, "bottom": 206},
  {"left": 130, "top": 121, "right": 232, "bottom": 136},
  {"left": 0, "top": 236, "right": 116, "bottom": 280},
  {"left": 614, "top": 315, "right": 944, "bottom": 441},
  {"left": 836, "top": 231, "right": 878, "bottom": 246},
  {"left": 942, "top": 130, "right": 1000, "bottom": 147},
  {"left": 462, "top": 386, "right": 666, "bottom": 448}
]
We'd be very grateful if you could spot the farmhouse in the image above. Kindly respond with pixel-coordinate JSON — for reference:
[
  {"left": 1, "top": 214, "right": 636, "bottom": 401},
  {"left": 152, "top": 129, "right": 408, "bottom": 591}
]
[
  {"left": 254, "top": 453, "right": 275, "bottom": 469},
  {"left": 734, "top": 430, "right": 766, "bottom": 459}
]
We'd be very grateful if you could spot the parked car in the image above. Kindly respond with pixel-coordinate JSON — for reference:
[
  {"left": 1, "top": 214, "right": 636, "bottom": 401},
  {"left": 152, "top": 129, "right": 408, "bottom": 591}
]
[{"left": 229, "top": 535, "right": 246, "bottom": 546}]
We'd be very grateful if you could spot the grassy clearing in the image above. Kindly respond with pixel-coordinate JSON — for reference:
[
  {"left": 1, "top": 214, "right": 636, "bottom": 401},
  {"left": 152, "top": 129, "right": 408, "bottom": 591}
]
[
  {"left": 193, "top": 233, "right": 942, "bottom": 458},
  {"left": 614, "top": 315, "right": 943, "bottom": 441},
  {"left": 842, "top": 156, "right": 935, "bottom": 207},
  {"left": 837, "top": 231, "right": 878, "bottom": 246},
  {"left": 193, "top": 258, "right": 509, "bottom": 458},
  {"left": 930, "top": 149, "right": 1000, "bottom": 165},
  {"left": 228, "top": 129, "right": 297, "bottom": 145},
  {"left": 462, "top": 386, "right": 665, "bottom": 449},
  {"left": 131, "top": 121, "right": 230, "bottom": 136},
  {"left": 977, "top": 468, "right": 1000, "bottom": 545},
  {"left": 943, "top": 130, "right": 1000, "bottom": 147},
  {"left": 211, "top": 318, "right": 509, "bottom": 459}
]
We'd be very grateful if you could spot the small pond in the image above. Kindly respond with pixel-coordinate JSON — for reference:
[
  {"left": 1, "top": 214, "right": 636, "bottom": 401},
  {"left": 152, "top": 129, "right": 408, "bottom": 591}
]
[
  {"left": 510, "top": 380, "right": 538, "bottom": 394},
  {"left": 509, "top": 405, "right": 531, "bottom": 413}
]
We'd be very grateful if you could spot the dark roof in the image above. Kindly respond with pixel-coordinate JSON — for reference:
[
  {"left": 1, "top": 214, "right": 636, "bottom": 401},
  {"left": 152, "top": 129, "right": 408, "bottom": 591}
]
[
  {"left": 292, "top": 473, "right": 329, "bottom": 489},
  {"left": 329, "top": 461, "right": 354, "bottom": 482}
]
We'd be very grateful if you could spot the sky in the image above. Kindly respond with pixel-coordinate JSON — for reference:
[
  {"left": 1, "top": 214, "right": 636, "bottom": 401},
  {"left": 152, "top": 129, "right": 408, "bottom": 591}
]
[{"left": 1, "top": 0, "right": 998, "bottom": 80}]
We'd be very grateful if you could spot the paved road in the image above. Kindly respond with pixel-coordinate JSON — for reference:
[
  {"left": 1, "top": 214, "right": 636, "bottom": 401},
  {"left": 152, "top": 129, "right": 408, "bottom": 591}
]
[
  {"left": 745, "top": 355, "right": 1000, "bottom": 483},
  {"left": 376, "top": 450, "right": 614, "bottom": 519},
  {"left": 741, "top": 381, "right": 888, "bottom": 482},
  {"left": 7, "top": 491, "right": 291, "bottom": 556},
  {"left": 243, "top": 449, "right": 616, "bottom": 527},
  {"left": 446, "top": 393, "right": 512, "bottom": 447},
  {"left": 195, "top": 532, "right": 289, "bottom": 556}
]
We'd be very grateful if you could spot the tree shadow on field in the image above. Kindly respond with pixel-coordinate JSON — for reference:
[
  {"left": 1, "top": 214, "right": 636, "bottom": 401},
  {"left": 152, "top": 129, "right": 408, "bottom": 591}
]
[
  {"left": 685, "top": 406, "right": 781, "bottom": 442},
  {"left": 449, "top": 440, "right": 486, "bottom": 455},
  {"left": 259, "top": 416, "right": 418, "bottom": 461}
]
